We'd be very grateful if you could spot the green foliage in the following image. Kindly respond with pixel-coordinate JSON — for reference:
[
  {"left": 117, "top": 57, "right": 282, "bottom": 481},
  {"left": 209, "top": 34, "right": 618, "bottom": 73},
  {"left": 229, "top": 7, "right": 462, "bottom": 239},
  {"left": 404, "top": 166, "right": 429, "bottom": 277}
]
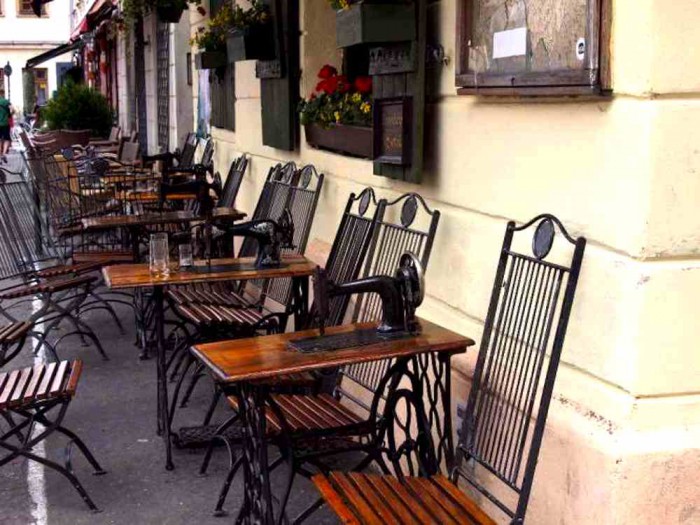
[
  {"left": 190, "top": 1, "right": 270, "bottom": 52},
  {"left": 120, "top": 0, "right": 201, "bottom": 26},
  {"left": 42, "top": 81, "right": 114, "bottom": 137}
]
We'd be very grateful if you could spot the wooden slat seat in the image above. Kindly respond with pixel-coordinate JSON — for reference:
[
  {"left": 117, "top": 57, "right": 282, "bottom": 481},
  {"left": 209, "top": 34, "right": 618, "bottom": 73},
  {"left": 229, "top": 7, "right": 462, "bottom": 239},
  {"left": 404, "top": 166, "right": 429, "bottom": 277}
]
[
  {"left": 0, "top": 275, "right": 97, "bottom": 300},
  {"left": 0, "top": 360, "right": 82, "bottom": 411},
  {"left": 35, "top": 260, "right": 108, "bottom": 278},
  {"left": 312, "top": 472, "right": 498, "bottom": 525},
  {"left": 227, "top": 393, "right": 365, "bottom": 434},
  {"left": 167, "top": 287, "right": 248, "bottom": 308},
  {"left": 174, "top": 303, "right": 267, "bottom": 327},
  {"left": 0, "top": 322, "right": 32, "bottom": 344}
]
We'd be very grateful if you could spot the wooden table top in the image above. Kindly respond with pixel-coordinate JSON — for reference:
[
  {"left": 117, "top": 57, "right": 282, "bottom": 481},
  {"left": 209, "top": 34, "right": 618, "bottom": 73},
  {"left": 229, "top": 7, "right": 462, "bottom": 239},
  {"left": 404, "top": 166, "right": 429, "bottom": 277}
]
[
  {"left": 103, "top": 254, "right": 316, "bottom": 290},
  {"left": 191, "top": 319, "right": 474, "bottom": 383},
  {"left": 81, "top": 208, "right": 246, "bottom": 231},
  {"left": 114, "top": 190, "right": 195, "bottom": 202}
]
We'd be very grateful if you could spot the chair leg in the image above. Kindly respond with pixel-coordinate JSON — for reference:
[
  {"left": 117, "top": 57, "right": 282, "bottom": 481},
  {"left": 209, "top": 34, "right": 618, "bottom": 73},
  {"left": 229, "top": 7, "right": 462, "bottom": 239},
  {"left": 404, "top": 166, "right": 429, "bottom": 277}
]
[
  {"left": 202, "top": 388, "right": 222, "bottom": 427},
  {"left": 199, "top": 413, "right": 240, "bottom": 476},
  {"left": 180, "top": 362, "right": 207, "bottom": 408},
  {"left": 53, "top": 425, "right": 106, "bottom": 475},
  {"left": 213, "top": 453, "right": 243, "bottom": 517},
  {"left": 0, "top": 435, "right": 102, "bottom": 512}
]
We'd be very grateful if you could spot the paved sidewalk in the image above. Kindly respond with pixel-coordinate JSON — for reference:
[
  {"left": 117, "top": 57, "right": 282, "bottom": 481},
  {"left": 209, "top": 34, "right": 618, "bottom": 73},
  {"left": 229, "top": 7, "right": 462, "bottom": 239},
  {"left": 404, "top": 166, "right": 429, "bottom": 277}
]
[{"left": 0, "top": 302, "right": 339, "bottom": 524}]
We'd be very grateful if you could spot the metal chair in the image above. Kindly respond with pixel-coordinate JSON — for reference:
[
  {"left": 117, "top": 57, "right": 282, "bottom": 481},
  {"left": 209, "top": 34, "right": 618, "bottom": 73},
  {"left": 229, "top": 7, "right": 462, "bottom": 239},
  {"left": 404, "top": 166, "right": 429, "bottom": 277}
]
[
  {"left": 0, "top": 360, "right": 106, "bottom": 512},
  {"left": 198, "top": 188, "right": 383, "bottom": 516},
  {"left": 218, "top": 155, "right": 248, "bottom": 208},
  {"left": 312, "top": 214, "right": 587, "bottom": 525}
]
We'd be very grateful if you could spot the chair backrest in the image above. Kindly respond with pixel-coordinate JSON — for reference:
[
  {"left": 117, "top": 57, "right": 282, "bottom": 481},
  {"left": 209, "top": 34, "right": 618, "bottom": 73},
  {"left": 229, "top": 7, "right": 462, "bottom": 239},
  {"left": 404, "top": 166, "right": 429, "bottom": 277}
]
[
  {"left": 120, "top": 141, "right": 140, "bottom": 163},
  {"left": 308, "top": 188, "right": 382, "bottom": 328},
  {"left": 453, "top": 215, "right": 586, "bottom": 523},
  {"left": 335, "top": 193, "right": 441, "bottom": 408},
  {"left": 219, "top": 155, "right": 247, "bottom": 208},
  {"left": 178, "top": 133, "right": 197, "bottom": 168},
  {"left": 108, "top": 126, "right": 121, "bottom": 142},
  {"left": 199, "top": 138, "right": 214, "bottom": 169},
  {"left": 60, "top": 129, "right": 92, "bottom": 146}
]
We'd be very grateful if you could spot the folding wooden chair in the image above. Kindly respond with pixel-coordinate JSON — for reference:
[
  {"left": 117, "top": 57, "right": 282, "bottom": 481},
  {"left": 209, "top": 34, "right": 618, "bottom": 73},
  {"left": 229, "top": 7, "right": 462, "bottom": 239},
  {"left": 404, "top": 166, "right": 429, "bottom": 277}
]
[
  {"left": 0, "top": 360, "right": 105, "bottom": 512},
  {"left": 312, "top": 214, "right": 586, "bottom": 525}
]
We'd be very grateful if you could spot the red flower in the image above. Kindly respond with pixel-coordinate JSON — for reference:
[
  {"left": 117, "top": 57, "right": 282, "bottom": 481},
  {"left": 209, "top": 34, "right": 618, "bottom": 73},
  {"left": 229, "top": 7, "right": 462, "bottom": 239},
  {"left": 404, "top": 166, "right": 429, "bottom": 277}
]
[
  {"left": 336, "top": 75, "right": 350, "bottom": 93},
  {"left": 318, "top": 65, "right": 338, "bottom": 79},
  {"left": 354, "top": 76, "right": 372, "bottom": 94}
]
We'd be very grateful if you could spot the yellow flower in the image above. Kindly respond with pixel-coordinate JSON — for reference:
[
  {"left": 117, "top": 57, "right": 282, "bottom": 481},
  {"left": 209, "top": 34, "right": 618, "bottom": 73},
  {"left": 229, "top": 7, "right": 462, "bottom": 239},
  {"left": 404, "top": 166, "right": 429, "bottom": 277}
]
[
  {"left": 352, "top": 93, "right": 361, "bottom": 103},
  {"left": 360, "top": 102, "right": 371, "bottom": 114},
  {"left": 334, "top": 111, "right": 341, "bottom": 123}
]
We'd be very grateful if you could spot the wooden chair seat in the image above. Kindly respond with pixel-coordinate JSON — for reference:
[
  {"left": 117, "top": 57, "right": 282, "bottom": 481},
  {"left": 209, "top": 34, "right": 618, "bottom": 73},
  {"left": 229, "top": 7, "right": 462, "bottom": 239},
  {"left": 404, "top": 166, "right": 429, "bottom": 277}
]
[
  {"left": 0, "top": 360, "right": 82, "bottom": 411},
  {"left": 313, "top": 472, "right": 497, "bottom": 525},
  {"left": 168, "top": 288, "right": 248, "bottom": 308},
  {"left": 0, "top": 322, "right": 31, "bottom": 345},
  {"left": 174, "top": 302, "right": 266, "bottom": 327},
  {"left": 35, "top": 260, "right": 107, "bottom": 279},
  {"left": 0, "top": 275, "right": 96, "bottom": 300},
  {"left": 227, "top": 393, "right": 364, "bottom": 434}
]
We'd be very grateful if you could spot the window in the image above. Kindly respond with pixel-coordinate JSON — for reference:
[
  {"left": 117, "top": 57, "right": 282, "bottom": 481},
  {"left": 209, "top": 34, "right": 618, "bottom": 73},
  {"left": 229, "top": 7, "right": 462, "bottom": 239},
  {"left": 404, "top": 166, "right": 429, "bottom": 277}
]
[
  {"left": 33, "top": 68, "right": 48, "bottom": 105},
  {"left": 18, "top": 0, "right": 46, "bottom": 15},
  {"left": 210, "top": 66, "right": 235, "bottom": 131},
  {"left": 456, "top": 0, "right": 611, "bottom": 95}
]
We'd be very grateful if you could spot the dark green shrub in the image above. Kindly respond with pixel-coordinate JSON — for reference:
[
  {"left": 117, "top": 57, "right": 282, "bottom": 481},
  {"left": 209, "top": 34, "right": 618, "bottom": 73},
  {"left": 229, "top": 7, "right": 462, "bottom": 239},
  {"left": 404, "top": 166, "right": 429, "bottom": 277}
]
[{"left": 43, "top": 81, "right": 114, "bottom": 137}]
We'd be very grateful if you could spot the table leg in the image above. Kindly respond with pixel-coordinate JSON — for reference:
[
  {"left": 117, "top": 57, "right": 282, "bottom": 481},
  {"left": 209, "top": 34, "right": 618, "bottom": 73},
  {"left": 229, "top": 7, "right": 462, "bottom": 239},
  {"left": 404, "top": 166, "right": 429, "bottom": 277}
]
[
  {"left": 153, "top": 286, "right": 174, "bottom": 470},
  {"left": 236, "top": 382, "right": 275, "bottom": 524},
  {"left": 291, "top": 275, "right": 309, "bottom": 330},
  {"left": 129, "top": 226, "right": 141, "bottom": 263}
]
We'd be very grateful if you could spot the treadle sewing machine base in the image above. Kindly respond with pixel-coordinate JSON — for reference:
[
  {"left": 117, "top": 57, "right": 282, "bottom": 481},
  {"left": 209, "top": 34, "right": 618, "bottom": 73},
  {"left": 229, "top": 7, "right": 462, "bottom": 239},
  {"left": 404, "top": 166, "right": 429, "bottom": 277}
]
[
  {"left": 287, "top": 327, "right": 420, "bottom": 353},
  {"left": 189, "top": 263, "right": 289, "bottom": 273}
]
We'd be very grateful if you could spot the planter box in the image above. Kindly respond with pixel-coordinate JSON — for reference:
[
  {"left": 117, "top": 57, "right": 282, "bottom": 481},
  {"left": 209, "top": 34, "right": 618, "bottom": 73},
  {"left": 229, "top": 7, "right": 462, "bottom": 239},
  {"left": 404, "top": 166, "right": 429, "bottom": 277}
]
[
  {"left": 194, "top": 51, "right": 227, "bottom": 70},
  {"left": 305, "top": 124, "right": 373, "bottom": 159},
  {"left": 336, "top": 3, "right": 415, "bottom": 48},
  {"left": 226, "top": 26, "right": 275, "bottom": 63},
  {"left": 156, "top": 5, "right": 185, "bottom": 23}
]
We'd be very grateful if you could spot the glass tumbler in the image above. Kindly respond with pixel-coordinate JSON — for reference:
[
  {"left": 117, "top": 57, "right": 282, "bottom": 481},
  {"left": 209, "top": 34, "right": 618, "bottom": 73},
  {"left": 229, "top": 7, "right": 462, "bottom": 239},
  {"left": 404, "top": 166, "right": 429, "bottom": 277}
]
[
  {"left": 149, "top": 233, "right": 170, "bottom": 278},
  {"left": 178, "top": 243, "right": 193, "bottom": 270}
]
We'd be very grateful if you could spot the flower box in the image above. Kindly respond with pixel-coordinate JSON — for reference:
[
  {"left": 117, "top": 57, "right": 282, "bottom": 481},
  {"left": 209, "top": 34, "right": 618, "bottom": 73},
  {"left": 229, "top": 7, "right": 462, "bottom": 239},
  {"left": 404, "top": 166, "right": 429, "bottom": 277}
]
[
  {"left": 226, "top": 26, "right": 275, "bottom": 62},
  {"left": 305, "top": 124, "right": 373, "bottom": 159},
  {"left": 156, "top": 5, "right": 185, "bottom": 23},
  {"left": 336, "top": 3, "right": 415, "bottom": 48},
  {"left": 194, "top": 51, "right": 227, "bottom": 70}
]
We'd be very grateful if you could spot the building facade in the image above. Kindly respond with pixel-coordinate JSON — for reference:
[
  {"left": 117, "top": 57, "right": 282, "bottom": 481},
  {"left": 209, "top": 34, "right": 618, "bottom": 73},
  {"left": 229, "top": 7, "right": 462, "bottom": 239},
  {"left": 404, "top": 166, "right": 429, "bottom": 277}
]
[
  {"left": 186, "top": 0, "right": 700, "bottom": 523},
  {"left": 0, "top": 0, "right": 73, "bottom": 113}
]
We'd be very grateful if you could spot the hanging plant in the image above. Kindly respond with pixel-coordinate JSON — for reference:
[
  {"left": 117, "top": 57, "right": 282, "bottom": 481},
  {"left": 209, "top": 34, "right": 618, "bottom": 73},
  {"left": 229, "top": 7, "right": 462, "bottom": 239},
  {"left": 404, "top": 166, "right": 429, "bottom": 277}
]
[
  {"left": 120, "top": 0, "right": 204, "bottom": 28},
  {"left": 225, "top": 1, "right": 274, "bottom": 62}
]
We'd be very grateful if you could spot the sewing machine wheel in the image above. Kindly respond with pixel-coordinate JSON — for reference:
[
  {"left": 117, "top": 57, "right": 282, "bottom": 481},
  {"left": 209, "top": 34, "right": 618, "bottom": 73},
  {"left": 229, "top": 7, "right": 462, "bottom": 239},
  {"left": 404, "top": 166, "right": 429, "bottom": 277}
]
[{"left": 398, "top": 252, "right": 425, "bottom": 307}]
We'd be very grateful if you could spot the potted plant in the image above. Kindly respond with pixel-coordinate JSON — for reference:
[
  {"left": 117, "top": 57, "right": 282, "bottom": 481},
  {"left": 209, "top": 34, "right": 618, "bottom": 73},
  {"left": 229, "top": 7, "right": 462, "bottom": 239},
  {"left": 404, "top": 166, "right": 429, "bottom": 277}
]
[
  {"left": 191, "top": 4, "right": 230, "bottom": 70},
  {"left": 332, "top": 0, "right": 415, "bottom": 48},
  {"left": 225, "top": 1, "right": 274, "bottom": 62},
  {"left": 300, "top": 65, "right": 373, "bottom": 158},
  {"left": 121, "top": 0, "right": 203, "bottom": 26}
]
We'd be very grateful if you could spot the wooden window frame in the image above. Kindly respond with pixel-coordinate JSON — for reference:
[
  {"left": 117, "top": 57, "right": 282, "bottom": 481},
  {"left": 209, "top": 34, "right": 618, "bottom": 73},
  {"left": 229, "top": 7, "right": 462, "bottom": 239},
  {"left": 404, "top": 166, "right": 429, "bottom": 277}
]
[
  {"left": 17, "top": 0, "right": 46, "bottom": 16},
  {"left": 456, "top": 0, "right": 612, "bottom": 96}
]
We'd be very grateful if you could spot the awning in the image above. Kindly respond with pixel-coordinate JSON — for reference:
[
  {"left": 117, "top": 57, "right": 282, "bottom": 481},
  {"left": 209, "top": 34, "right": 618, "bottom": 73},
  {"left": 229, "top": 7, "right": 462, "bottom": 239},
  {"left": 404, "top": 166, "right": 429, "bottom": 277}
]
[
  {"left": 26, "top": 40, "right": 83, "bottom": 69},
  {"left": 70, "top": 0, "right": 116, "bottom": 40}
]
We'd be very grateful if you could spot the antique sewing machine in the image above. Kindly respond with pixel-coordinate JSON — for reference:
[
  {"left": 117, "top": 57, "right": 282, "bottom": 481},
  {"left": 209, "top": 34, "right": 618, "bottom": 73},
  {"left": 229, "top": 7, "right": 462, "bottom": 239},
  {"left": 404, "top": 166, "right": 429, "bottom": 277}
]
[
  {"left": 160, "top": 169, "right": 222, "bottom": 217},
  {"left": 192, "top": 209, "right": 296, "bottom": 272},
  {"left": 288, "top": 252, "right": 425, "bottom": 353}
]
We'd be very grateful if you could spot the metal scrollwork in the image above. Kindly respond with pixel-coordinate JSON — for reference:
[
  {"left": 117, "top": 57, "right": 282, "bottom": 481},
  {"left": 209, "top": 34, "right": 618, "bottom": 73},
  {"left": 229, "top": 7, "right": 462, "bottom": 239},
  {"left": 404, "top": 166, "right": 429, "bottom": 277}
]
[
  {"left": 358, "top": 189, "right": 372, "bottom": 217},
  {"left": 401, "top": 195, "right": 418, "bottom": 227}
]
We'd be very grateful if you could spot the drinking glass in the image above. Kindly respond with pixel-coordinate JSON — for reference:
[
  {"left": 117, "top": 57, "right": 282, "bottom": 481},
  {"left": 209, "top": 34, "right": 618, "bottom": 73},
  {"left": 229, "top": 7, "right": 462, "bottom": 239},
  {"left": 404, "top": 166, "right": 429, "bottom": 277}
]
[
  {"left": 149, "top": 233, "right": 170, "bottom": 278},
  {"left": 178, "top": 243, "right": 193, "bottom": 270}
]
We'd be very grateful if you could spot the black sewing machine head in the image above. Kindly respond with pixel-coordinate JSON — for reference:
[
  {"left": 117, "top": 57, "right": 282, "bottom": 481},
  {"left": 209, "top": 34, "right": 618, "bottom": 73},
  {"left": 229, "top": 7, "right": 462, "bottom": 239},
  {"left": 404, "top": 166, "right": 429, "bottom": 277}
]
[
  {"left": 160, "top": 169, "right": 222, "bottom": 217},
  {"left": 225, "top": 208, "right": 296, "bottom": 268},
  {"left": 315, "top": 251, "right": 424, "bottom": 335}
]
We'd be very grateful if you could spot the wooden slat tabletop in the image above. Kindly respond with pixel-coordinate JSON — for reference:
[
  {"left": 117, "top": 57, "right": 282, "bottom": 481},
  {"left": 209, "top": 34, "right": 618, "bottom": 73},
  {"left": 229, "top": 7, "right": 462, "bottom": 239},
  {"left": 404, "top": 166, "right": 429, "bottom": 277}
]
[
  {"left": 191, "top": 319, "right": 474, "bottom": 384},
  {"left": 81, "top": 208, "right": 246, "bottom": 231},
  {"left": 102, "top": 255, "right": 316, "bottom": 290}
]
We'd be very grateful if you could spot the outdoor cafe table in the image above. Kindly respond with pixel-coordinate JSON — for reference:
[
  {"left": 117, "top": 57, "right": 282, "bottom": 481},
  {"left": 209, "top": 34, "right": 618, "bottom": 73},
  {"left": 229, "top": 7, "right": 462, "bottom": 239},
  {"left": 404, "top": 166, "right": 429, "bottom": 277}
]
[
  {"left": 191, "top": 320, "right": 474, "bottom": 524},
  {"left": 82, "top": 208, "right": 247, "bottom": 262},
  {"left": 102, "top": 255, "right": 317, "bottom": 470}
]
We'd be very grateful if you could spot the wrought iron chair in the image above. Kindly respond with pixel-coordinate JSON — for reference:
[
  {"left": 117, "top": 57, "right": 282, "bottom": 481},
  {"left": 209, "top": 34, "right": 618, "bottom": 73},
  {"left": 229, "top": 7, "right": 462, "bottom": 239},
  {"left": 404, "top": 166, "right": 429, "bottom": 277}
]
[
  {"left": 142, "top": 131, "right": 196, "bottom": 171},
  {"left": 202, "top": 192, "right": 441, "bottom": 518},
  {"left": 218, "top": 155, "right": 248, "bottom": 209},
  {"left": 198, "top": 188, "right": 383, "bottom": 515},
  {"left": 311, "top": 214, "right": 587, "bottom": 525},
  {"left": 0, "top": 360, "right": 106, "bottom": 511}
]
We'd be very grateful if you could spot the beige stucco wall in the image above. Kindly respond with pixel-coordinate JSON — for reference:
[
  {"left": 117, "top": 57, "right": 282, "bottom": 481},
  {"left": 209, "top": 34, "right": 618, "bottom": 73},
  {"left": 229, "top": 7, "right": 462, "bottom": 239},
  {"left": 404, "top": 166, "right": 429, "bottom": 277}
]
[{"left": 192, "top": 0, "right": 700, "bottom": 522}]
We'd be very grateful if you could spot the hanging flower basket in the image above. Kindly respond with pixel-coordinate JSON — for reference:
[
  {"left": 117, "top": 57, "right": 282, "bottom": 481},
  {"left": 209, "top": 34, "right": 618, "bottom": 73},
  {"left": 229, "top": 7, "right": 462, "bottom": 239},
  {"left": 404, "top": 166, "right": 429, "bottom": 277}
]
[
  {"left": 156, "top": 5, "right": 186, "bottom": 23},
  {"left": 226, "top": 25, "right": 275, "bottom": 62},
  {"left": 335, "top": 3, "right": 415, "bottom": 48},
  {"left": 305, "top": 124, "right": 373, "bottom": 159},
  {"left": 194, "top": 51, "right": 228, "bottom": 70}
]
